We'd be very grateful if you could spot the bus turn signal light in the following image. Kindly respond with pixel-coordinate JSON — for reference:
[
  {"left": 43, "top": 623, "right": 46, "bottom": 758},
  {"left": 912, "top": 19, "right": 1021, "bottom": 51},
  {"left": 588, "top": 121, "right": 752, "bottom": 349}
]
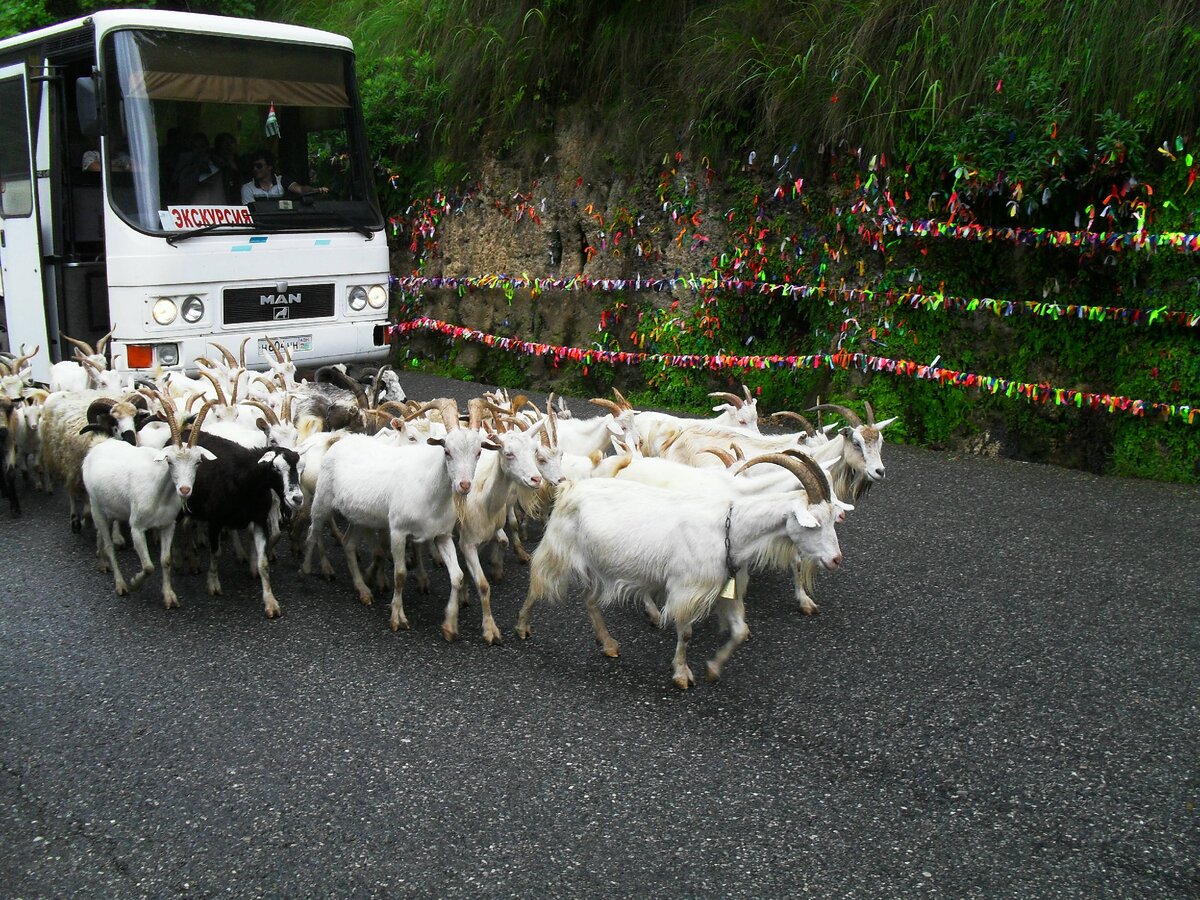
[{"left": 126, "top": 344, "right": 154, "bottom": 369}]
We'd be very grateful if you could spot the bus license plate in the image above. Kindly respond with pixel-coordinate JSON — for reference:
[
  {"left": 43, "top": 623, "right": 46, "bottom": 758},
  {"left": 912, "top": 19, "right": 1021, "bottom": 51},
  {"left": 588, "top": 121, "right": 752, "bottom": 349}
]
[{"left": 259, "top": 334, "right": 311, "bottom": 355}]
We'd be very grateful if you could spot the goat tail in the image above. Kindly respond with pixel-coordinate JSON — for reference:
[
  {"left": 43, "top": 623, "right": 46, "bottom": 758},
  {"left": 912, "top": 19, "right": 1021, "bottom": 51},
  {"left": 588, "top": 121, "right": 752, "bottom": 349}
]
[{"left": 527, "top": 530, "right": 573, "bottom": 605}]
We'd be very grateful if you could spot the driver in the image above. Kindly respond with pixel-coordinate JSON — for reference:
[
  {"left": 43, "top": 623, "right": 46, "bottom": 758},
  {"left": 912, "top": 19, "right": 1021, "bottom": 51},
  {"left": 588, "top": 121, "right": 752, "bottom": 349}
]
[{"left": 241, "top": 149, "right": 327, "bottom": 204}]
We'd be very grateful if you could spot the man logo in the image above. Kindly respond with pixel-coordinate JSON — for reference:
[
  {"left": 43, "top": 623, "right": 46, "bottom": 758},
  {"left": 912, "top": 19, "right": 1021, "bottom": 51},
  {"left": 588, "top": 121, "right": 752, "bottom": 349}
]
[{"left": 274, "top": 307, "right": 289, "bottom": 320}]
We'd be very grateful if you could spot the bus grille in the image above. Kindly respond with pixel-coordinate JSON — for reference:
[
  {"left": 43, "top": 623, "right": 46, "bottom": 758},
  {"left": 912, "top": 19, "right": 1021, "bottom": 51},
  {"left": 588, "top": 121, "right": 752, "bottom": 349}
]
[{"left": 223, "top": 284, "right": 335, "bottom": 324}]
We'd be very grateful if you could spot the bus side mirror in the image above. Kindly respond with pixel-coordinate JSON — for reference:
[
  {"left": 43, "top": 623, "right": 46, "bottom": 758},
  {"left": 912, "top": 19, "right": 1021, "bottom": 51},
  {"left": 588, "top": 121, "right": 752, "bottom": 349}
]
[{"left": 76, "top": 75, "right": 102, "bottom": 137}]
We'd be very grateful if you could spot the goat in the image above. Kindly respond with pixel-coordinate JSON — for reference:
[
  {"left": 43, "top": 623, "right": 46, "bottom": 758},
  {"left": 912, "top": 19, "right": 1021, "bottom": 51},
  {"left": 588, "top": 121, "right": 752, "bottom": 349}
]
[
  {"left": 60, "top": 327, "right": 114, "bottom": 373},
  {"left": 39, "top": 391, "right": 142, "bottom": 531},
  {"left": 302, "top": 398, "right": 484, "bottom": 636},
  {"left": 184, "top": 408, "right": 304, "bottom": 617},
  {"left": 708, "top": 384, "right": 760, "bottom": 432},
  {"left": 83, "top": 395, "right": 215, "bottom": 606},
  {"left": 598, "top": 449, "right": 850, "bottom": 622},
  {"left": 13, "top": 389, "right": 52, "bottom": 492},
  {"left": 554, "top": 389, "right": 640, "bottom": 457},
  {"left": 0, "top": 396, "right": 18, "bottom": 517},
  {"left": 516, "top": 451, "right": 846, "bottom": 688},
  {"left": 0, "top": 346, "right": 38, "bottom": 400},
  {"left": 448, "top": 404, "right": 548, "bottom": 644}
]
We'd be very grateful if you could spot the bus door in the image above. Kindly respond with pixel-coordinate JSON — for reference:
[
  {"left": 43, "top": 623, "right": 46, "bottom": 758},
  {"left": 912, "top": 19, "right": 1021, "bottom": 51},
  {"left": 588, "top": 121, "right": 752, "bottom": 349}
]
[{"left": 0, "top": 63, "right": 49, "bottom": 382}]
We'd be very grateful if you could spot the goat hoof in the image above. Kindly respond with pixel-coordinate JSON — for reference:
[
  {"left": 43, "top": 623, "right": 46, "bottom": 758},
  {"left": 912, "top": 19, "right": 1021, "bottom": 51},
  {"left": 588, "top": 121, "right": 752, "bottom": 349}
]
[
  {"left": 514, "top": 625, "right": 531, "bottom": 640},
  {"left": 483, "top": 626, "right": 502, "bottom": 646},
  {"left": 115, "top": 584, "right": 129, "bottom": 597},
  {"left": 705, "top": 662, "right": 721, "bottom": 682},
  {"left": 600, "top": 641, "right": 620, "bottom": 659},
  {"left": 163, "top": 596, "right": 181, "bottom": 609},
  {"left": 264, "top": 604, "right": 281, "bottom": 618},
  {"left": 441, "top": 625, "right": 458, "bottom": 642},
  {"left": 358, "top": 593, "right": 374, "bottom": 606},
  {"left": 390, "top": 616, "right": 410, "bottom": 632},
  {"left": 70, "top": 518, "right": 82, "bottom": 534}
]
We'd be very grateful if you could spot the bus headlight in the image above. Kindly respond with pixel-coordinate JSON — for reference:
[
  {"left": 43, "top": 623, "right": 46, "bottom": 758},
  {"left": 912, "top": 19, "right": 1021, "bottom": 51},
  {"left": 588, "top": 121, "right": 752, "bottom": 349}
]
[
  {"left": 157, "top": 343, "right": 180, "bottom": 366},
  {"left": 348, "top": 286, "right": 368, "bottom": 311},
  {"left": 181, "top": 295, "right": 205, "bottom": 324},
  {"left": 367, "top": 284, "right": 388, "bottom": 309},
  {"left": 152, "top": 297, "right": 178, "bottom": 325}
]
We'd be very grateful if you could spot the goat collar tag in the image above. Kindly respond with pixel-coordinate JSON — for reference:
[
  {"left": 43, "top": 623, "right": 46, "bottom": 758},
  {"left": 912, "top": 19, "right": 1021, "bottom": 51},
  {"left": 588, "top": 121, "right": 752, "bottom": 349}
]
[{"left": 723, "top": 504, "right": 737, "bottom": 578}]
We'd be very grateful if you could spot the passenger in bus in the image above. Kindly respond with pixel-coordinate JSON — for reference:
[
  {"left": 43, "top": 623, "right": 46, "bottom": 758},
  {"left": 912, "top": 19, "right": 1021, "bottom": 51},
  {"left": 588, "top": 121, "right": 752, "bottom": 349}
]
[
  {"left": 210, "top": 133, "right": 243, "bottom": 204},
  {"left": 82, "top": 147, "right": 132, "bottom": 173},
  {"left": 241, "top": 150, "right": 327, "bottom": 204}
]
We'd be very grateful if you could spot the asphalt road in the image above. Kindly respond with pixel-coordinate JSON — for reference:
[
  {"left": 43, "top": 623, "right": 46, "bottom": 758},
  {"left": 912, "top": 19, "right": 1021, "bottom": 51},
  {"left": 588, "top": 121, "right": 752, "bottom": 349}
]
[{"left": 2, "top": 372, "right": 1197, "bottom": 898}]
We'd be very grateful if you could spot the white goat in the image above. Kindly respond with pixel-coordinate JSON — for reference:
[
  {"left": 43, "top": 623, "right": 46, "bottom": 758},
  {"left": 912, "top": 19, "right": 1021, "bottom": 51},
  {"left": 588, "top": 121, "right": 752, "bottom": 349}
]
[
  {"left": 516, "top": 451, "right": 846, "bottom": 688},
  {"left": 448, "top": 408, "right": 548, "bottom": 644},
  {"left": 82, "top": 396, "right": 215, "bottom": 606},
  {"left": 302, "top": 398, "right": 484, "bottom": 637}
]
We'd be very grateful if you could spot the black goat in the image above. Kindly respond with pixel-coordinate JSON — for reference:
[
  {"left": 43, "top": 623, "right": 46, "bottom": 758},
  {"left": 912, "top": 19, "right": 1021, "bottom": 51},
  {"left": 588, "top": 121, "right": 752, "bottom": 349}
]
[{"left": 183, "top": 428, "right": 303, "bottom": 618}]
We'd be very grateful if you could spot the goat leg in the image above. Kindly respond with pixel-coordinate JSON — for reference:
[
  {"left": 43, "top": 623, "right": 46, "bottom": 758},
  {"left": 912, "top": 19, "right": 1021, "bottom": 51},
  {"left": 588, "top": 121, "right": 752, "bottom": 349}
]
[
  {"left": 459, "top": 539, "right": 502, "bottom": 645},
  {"left": 159, "top": 521, "right": 180, "bottom": 609},
  {"left": 584, "top": 591, "right": 620, "bottom": 658},
  {"left": 433, "top": 532, "right": 467, "bottom": 642},
  {"left": 252, "top": 525, "right": 281, "bottom": 618}
]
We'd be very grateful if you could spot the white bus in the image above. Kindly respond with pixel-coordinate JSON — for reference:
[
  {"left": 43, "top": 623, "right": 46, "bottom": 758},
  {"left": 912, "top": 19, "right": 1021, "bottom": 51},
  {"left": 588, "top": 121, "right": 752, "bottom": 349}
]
[{"left": 0, "top": 10, "right": 391, "bottom": 382}]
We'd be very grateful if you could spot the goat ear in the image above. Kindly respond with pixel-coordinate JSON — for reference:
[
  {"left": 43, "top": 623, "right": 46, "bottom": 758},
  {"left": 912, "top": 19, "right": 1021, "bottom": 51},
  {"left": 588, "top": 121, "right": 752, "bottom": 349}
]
[
  {"left": 79, "top": 423, "right": 108, "bottom": 435},
  {"left": 793, "top": 508, "right": 819, "bottom": 529},
  {"left": 711, "top": 403, "right": 730, "bottom": 413},
  {"left": 835, "top": 499, "right": 854, "bottom": 513},
  {"left": 426, "top": 436, "right": 446, "bottom": 447},
  {"left": 839, "top": 425, "right": 853, "bottom": 438},
  {"left": 199, "top": 447, "right": 217, "bottom": 461},
  {"left": 873, "top": 416, "right": 898, "bottom": 430},
  {"left": 153, "top": 450, "right": 170, "bottom": 463},
  {"left": 259, "top": 449, "right": 279, "bottom": 465},
  {"left": 256, "top": 417, "right": 271, "bottom": 435}
]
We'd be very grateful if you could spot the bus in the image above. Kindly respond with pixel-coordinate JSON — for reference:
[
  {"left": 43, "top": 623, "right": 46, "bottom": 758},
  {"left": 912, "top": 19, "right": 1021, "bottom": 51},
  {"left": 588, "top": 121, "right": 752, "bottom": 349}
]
[{"left": 0, "top": 10, "right": 391, "bottom": 383}]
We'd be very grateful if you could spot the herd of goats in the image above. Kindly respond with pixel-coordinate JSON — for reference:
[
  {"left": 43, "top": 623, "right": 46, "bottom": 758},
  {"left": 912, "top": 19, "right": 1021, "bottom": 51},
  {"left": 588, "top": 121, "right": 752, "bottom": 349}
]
[{"left": 0, "top": 332, "right": 897, "bottom": 688}]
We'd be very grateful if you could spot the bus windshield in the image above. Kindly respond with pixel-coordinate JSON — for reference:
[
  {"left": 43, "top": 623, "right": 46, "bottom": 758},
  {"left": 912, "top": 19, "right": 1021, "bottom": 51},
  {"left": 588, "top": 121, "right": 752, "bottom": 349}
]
[{"left": 101, "top": 28, "right": 382, "bottom": 235}]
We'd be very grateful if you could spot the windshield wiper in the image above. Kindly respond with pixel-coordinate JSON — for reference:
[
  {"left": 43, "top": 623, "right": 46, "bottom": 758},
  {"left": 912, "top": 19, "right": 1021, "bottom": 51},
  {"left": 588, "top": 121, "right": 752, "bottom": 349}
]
[
  {"left": 297, "top": 195, "right": 376, "bottom": 240},
  {"left": 165, "top": 222, "right": 286, "bottom": 246}
]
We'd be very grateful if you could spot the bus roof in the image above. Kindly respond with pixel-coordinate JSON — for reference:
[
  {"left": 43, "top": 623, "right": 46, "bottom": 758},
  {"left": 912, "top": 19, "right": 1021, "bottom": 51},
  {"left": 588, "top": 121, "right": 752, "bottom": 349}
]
[{"left": 0, "top": 9, "right": 354, "bottom": 56}]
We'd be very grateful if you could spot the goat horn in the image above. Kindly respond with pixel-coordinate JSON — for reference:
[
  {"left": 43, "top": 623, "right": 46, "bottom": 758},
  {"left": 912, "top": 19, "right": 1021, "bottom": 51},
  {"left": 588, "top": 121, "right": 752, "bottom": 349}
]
[
  {"left": 60, "top": 332, "right": 96, "bottom": 357},
  {"left": 141, "top": 388, "right": 181, "bottom": 446},
  {"left": 699, "top": 447, "right": 735, "bottom": 467},
  {"left": 96, "top": 326, "right": 115, "bottom": 356},
  {"left": 197, "top": 369, "right": 228, "bottom": 406},
  {"left": 769, "top": 411, "right": 816, "bottom": 435},
  {"left": 281, "top": 392, "right": 292, "bottom": 423},
  {"left": 466, "top": 397, "right": 486, "bottom": 431},
  {"left": 864, "top": 400, "right": 875, "bottom": 426},
  {"left": 729, "top": 442, "right": 745, "bottom": 461},
  {"left": 808, "top": 402, "right": 862, "bottom": 428},
  {"left": 238, "top": 336, "right": 252, "bottom": 368},
  {"left": 736, "top": 452, "right": 830, "bottom": 504},
  {"left": 78, "top": 356, "right": 103, "bottom": 375},
  {"left": 589, "top": 397, "right": 622, "bottom": 416},
  {"left": 186, "top": 391, "right": 206, "bottom": 413},
  {"left": 376, "top": 400, "right": 410, "bottom": 418},
  {"left": 188, "top": 401, "right": 214, "bottom": 448},
  {"left": 611, "top": 387, "right": 632, "bottom": 410},
  {"left": 708, "top": 391, "right": 743, "bottom": 408},
  {"left": 743, "top": 384, "right": 753, "bottom": 401},
  {"left": 209, "top": 342, "right": 238, "bottom": 368},
  {"left": 546, "top": 393, "right": 558, "bottom": 447},
  {"left": 401, "top": 399, "right": 444, "bottom": 423},
  {"left": 266, "top": 337, "right": 286, "bottom": 363},
  {"left": 0, "top": 359, "right": 9, "bottom": 375},
  {"left": 240, "top": 399, "right": 279, "bottom": 426},
  {"left": 13, "top": 344, "right": 39, "bottom": 373}
]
